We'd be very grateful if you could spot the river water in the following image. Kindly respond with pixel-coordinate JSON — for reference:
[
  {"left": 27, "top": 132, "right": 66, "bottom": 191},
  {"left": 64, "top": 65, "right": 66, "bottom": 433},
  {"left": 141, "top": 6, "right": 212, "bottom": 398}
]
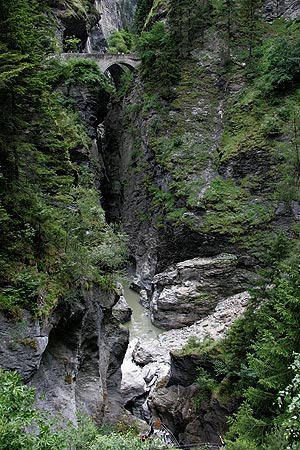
[{"left": 122, "top": 283, "right": 162, "bottom": 339}]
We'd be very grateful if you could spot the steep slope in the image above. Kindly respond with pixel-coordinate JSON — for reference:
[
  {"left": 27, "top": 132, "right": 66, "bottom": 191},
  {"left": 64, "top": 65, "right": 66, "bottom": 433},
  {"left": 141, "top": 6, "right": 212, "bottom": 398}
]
[
  {"left": 101, "top": 0, "right": 300, "bottom": 447},
  {"left": 103, "top": 0, "right": 300, "bottom": 323},
  {"left": 0, "top": 0, "right": 130, "bottom": 425}
]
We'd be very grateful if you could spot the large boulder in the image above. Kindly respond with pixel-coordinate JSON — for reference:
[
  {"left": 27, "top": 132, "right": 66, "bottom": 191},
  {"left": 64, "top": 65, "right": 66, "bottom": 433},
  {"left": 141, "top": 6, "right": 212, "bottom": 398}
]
[
  {"left": 150, "top": 254, "right": 254, "bottom": 329},
  {"left": 112, "top": 295, "right": 132, "bottom": 323}
]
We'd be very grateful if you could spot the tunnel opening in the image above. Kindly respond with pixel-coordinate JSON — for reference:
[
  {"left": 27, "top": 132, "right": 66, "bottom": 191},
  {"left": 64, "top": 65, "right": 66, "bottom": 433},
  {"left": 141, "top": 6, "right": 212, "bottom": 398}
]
[{"left": 63, "top": 20, "right": 88, "bottom": 52}]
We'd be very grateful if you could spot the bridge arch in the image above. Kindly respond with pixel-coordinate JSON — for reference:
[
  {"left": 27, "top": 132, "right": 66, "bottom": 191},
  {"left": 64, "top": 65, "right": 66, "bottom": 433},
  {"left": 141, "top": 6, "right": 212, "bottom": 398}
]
[
  {"left": 104, "top": 61, "right": 137, "bottom": 87},
  {"left": 58, "top": 53, "right": 140, "bottom": 87},
  {"left": 59, "top": 52, "right": 138, "bottom": 70}
]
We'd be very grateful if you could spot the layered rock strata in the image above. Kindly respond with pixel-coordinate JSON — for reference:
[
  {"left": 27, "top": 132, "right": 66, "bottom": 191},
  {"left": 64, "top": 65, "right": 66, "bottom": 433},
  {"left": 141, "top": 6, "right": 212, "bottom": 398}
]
[{"left": 150, "top": 254, "right": 255, "bottom": 329}]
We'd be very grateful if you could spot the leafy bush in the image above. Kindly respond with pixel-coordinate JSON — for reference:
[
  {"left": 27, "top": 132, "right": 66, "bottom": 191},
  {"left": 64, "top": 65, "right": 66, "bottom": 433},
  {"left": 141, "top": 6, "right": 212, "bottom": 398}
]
[
  {"left": 197, "top": 367, "right": 217, "bottom": 403},
  {"left": 278, "top": 353, "right": 300, "bottom": 447},
  {"left": 64, "top": 35, "right": 81, "bottom": 52},
  {"left": 0, "top": 369, "right": 66, "bottom": 450},
  {"left": 136, "top": 22, "right": 179, "bottom": 97},
  {"left": 48, "top": 59, "right": 113, "bottom": 92},
  {"left": 260, "top": 37, "right": 300, "bottom": 94},
  {"left": 0, "top": 370, "right": 168, "bottom": 450},
  {"left": 107, "top": 29, "right": 133, "bottom": 54}
]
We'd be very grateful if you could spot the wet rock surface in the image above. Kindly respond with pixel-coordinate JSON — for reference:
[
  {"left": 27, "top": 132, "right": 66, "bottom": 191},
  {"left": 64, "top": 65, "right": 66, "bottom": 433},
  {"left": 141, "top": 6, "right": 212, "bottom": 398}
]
[{"left": 121, "top": 291, "right": 249, "bottom": 426}]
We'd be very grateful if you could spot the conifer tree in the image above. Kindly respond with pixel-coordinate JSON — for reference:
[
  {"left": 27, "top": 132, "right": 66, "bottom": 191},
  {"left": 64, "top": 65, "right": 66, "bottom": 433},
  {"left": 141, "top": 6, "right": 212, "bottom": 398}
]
[{"left": 134, "top": 0, "right": 153, "bottom": 33}]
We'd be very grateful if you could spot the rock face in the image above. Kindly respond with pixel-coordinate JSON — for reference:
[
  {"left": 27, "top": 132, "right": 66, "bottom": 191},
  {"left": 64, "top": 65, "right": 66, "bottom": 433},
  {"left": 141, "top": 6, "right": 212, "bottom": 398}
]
[
  {"left": 264, "top": 0, "right": 300, "bottom": 21},
  {"left": 112, "top": 295, "right": 132, "bottom": 323},
  {"left": 87, "top": 0, "right": 137, "bottom": 52},
  {"left": 87, "top": 0, "right": 123, "bottom": 52},
  {"left": 145, "top": 292, "right": 249, "bottom": 446},
  {"left": 120, "top": 291, "right": 249, "bottom": 430},
  {"left": 151, "top": 254, "right": 254, "bottom": 329},
  {"left": 0, "top": 309, "right": 54, "bottom": 382},
  {"left": 50, "top": 0, "right": 136, "bottom": 53},
  {"left": 0, "top": 287, "right": 129, "bottom": 424}
]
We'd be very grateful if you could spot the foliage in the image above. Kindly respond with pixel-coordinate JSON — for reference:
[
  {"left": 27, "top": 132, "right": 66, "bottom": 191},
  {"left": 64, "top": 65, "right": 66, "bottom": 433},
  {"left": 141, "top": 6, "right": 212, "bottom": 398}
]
[
  {"left": 64, "top": 35, "right": 81, "bottom": 52},
  {"left": 0, "top": 369, "right": 169, "bottom": 450},
  {"left": 200, "top": 177, "right": 274, "bottom": 237},
  {"left": 0, "top": 369, "right": 66, "bottom": 450},
  {"left": 122, "top": 2, "right": 300, "bottom": 448},
  {"left": 136, "top": 21, "right": 179, "bottom": 97},
  {"left": 107, "top": 29, "right": 133, "bottom": 54},
  {"left": 114, "top": 70, "right": 134, "bottom": 101},
  {"left": 56, "top": 0, "right": 98, "bottom": 20},
  {"left": 48, "top": 58, "right": 114, "bottom": 93},
  {"left": 134, "top": 0, "right": 154, "bottom": 33},
  {"left": 168, "top": 0, "right": 213, "bottom": 56},
  {"left": 278, "top": 353, "right": 300, "bottom": 447},
  {"left": 259, "top": 35, "right": 300, "bottom": 94},
  {"left": 212, "top": 260, "right": 300, "bottom": 447},
  {"left": 197, "top": 367, "right": 217, "bottom": 402},
  {"left": 0, "top": 0, "right": 126, "bottom": 317}
]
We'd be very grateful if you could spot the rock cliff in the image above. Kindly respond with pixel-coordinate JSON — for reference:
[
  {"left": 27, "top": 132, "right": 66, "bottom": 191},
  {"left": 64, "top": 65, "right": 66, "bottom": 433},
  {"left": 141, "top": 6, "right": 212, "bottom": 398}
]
[
  {"left": 51, "top": 0, "right": 136, "bottom": 53},
  {"left": 0, "top": 0, "right": 130, "bottom": 425},
  {"left": 100, "top": 0, "right": 300, "bottom": 443},
  {"left": 0, "top": 287, "right": 128, "bottom": 424},
  {"left": 2, "top": 0, "right": 300, "bottom": 444}
]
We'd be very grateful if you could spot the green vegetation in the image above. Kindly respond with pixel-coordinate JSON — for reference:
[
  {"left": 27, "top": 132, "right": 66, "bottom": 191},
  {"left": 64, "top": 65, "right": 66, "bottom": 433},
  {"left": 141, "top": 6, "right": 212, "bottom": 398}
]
[
  {"left": 64, "top": 35, "right": 81, "bottom": 52},
  {"left": 134, "top": 0, "right": 154, "bottom": 33},
  {"left": 130, "top": 3, "right": 300, "bottom": 448},
  {"left": 222, "top": 264, "right": 300, "bottom": 449},
  {"left": 131, "top": 2, "right": 300, "bottom": 259},
  {"left": 107, "top": 29, "right": 133, "bottom": 54},
  {"left": 3, "top": 0, "right": 300, "bottom": 448},
  {"left": 57, "top": 0, "right": 98, "bottom": 19},
  {"left": 136, "top": 21, "right": 179, "bottom": 97},
  {"left": 0, "top": 369, "right": 171, "bottom": 450},
  {"left": 173, "top": 249, "right": 300, "bottom": 449},
  {"left": 48, "top": 58, "right": 114, "bottom": 92},
  {"left": 185, "top": 251, "right": 300, "bottom": 449},
  {"left": 168, "top": 0, "right": 213, "bottom": 56},
  {"left": 200, "top": 177, "right": 275, "bottom": 237},
  {"left": 0, "top": 0, "right": 126, "bottom": 318}
]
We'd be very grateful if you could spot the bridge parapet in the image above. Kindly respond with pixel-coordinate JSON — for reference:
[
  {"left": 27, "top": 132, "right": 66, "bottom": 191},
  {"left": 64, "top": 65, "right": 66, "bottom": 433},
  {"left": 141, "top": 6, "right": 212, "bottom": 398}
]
[{"left": 58, "top": 52, "right": 140, "bottom": 73}]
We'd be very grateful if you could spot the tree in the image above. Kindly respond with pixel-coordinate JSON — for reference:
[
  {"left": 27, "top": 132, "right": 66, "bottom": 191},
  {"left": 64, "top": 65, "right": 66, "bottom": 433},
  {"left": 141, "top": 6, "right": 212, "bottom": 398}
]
[
  {"left": 134, "top": 0, "right": 153, "bottom": 33},
  {"left": 212, "top": 0, "right": 239, "bottom": 62},
  {"left": 168, "top": 0, "right": 213, "bottom": 56},
  {"left": 224, "top": 262, "right": 300, "bottom": 447},
  {"left": 0, "top": 369, "right": 66, "bottom": 449},
  {"left": 238, "top": 0, "right": 263, "bottom": 60},
  {"left": 137, "top": 22, "right": 179, "bottom": 97},
  {"left": 278, "top": 353, "right": 300, "bottom": 447}
]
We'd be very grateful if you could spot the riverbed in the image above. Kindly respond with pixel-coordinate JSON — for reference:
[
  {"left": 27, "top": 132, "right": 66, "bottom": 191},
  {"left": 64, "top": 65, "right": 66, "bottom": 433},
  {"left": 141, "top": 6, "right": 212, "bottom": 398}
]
[{"left": 122, "top": 283, "right": 162, "bottom": 340}]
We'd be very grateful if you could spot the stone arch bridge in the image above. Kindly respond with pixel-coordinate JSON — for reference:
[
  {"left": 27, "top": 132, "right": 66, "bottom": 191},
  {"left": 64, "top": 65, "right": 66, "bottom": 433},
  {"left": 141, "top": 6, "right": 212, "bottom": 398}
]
[{"left": 59, "top": 52, "right": 140, "bottom": 86}]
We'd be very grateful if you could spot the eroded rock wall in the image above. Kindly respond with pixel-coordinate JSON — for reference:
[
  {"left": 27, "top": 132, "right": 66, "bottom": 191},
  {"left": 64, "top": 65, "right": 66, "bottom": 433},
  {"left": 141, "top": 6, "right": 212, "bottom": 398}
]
[
  {"left": 51, "top": 0, "right": 135, "bottom": 53},
  {"left": 100, "top": 0, "right": 300, "bottom": 442},
  {"left": 0, "top": 288, "right": 129, "bottom": 424}
]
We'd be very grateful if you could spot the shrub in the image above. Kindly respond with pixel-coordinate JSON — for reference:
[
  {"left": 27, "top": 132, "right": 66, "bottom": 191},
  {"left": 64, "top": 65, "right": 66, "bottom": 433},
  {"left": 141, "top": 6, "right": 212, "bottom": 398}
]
[
  {"left": 260, "top": 37, "right": 300, "bottom": 94},
  {"left": 64, "top": 35, "right": 81, "bottom": 52},
  {"left": 136, "top": 22, "right": 179, "bottom": 96},
  {"left": 48, "top": 59, "right": 113, "bottom": 92},
  {"left": 107, "top": 29, "right": 133, "bottom": 54}
]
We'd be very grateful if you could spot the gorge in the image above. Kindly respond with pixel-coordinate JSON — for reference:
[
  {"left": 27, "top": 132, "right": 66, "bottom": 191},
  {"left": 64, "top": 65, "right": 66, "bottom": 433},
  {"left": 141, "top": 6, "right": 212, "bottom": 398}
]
[{"left": 1, "top": 0, "right": 300, "bottom": 449}]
